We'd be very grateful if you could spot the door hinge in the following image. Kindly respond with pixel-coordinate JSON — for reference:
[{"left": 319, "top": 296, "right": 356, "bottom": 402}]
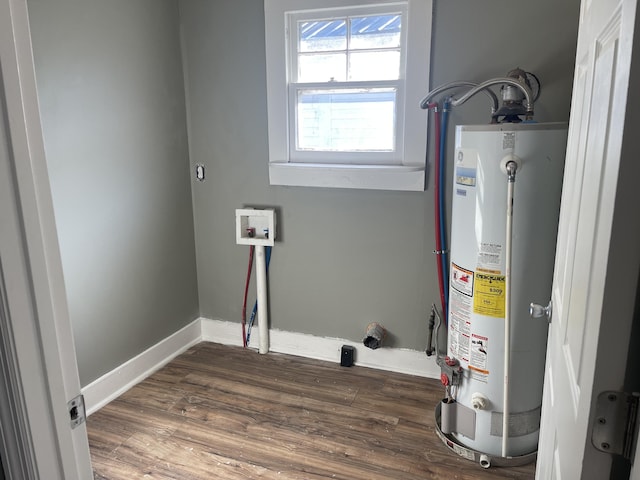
[
  {"left": 67, "top": 394, "right": 86, "bottom": 429},
  {"left": 591, "top": 391, "right": 639, "bottom": 461}
]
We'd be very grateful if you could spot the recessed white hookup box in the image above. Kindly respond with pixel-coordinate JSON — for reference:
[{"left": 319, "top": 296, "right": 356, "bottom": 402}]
[{"left": 235, "top": 208, "right": 276, "bottom": 246}]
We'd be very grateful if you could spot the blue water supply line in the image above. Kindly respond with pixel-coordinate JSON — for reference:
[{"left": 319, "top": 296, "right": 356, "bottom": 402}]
[{"left": 439, "top": 100, "right": 450, "bottom": 319}]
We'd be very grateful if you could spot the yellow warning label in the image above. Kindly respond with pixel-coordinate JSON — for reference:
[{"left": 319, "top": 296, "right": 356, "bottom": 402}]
[{"left": 473, "top": 273, "right": 506, "bottom": 318}]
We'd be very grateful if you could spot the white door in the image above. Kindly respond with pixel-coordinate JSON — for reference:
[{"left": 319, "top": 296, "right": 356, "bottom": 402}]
[
  {"left": 536, "top": 0, "right": 640, "bottom": 478},
  {"left": 0, "top": 0, "right": 92, "bottom": 478}
]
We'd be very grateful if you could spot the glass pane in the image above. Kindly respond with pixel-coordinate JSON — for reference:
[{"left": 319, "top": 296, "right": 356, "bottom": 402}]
[
  {"left": 299, "top": 19, "right": 346, "bottom": 52},
  {"left": 296, "top": 88, "right": 396, "bottom": 152},
  {"left": 350, "top": 14, "right": 401, "bottom": 50},
  {"left": 298, "top": 53, "right": 346, "bottom": 82},
  {"left": 349, "top": 50, "right": 400, "bottom": 81}
]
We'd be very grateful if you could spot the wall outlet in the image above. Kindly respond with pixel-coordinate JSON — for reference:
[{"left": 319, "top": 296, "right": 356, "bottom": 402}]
[{"left": 235, "top": 208, "right": 276, "bottom": 246}]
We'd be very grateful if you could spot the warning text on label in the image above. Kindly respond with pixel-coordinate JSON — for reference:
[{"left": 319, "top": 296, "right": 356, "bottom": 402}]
[{"left": 473, "top": 273, "right": 506, "bottom": 318}]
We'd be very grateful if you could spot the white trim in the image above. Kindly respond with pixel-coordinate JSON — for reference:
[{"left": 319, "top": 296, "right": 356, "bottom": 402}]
[
  {"left": 200, "top": 317, "right": 245, "bottom": 347},
  {"left": 1, "top": 0, "right": 93, "bottom": 478},
  {"left": 82, "top": 319, "right": 201, "bottom": 415},
  {"left": 264, "top": 0, "right": 431, "bottom": 191},
  {"left": 201, "top": 317, "right": 440, "bottom": 379},
  {"left": 632, "top": 439, "right": 640, "bottom": 480},
  {"left": 83, "top": 317, "right": 441, "bottom": 417},
  {"left": 287, "top": 3, "right": 408, "bottom": 165},
  {"left": 269, "top": 162, "right": 425, "bottom": 191}
]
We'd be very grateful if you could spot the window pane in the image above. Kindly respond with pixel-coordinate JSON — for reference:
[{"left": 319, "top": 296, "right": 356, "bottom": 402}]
[
  {"left": 296, "top": 88, "right": 396, "bottom": 152},
  {"left": 350, "top": 14, "right": 401, "bottom": 49},
  {"left": 299, "top": 20, "right": 346, "bottom": 52},
  {"left": 298, "top": 53, "right": 346, "bottom": 82},
  {"left": 349, "top": 50, "right": 400, "bottom": 81}
]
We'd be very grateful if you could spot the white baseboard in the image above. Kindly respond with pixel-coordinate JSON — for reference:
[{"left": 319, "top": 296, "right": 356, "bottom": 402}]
[
  {"left": 82, "top": 319, "right": 201, "bottom": 415},
  {"left": 84, "top": 317, "right": 440, "bottom": 416},
  {"left": 200, "top": 317, "right": 440, "bottom": 379}
]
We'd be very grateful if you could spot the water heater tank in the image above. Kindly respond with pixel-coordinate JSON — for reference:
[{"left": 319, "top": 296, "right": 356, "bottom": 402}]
[{"left": 444, "top": 122, "right": 567, "bottom": 458}]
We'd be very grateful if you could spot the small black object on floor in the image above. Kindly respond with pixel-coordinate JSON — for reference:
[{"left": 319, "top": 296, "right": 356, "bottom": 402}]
[{"left": 340, "top": 345, "right": 354, "bottom": 367}]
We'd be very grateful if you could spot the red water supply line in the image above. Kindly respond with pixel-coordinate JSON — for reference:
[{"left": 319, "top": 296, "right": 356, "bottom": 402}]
[
  {"left": 427, "top": 102, "right": 447, "bottom": 319},
  {"left": 242, "top": 245, "right": 255, "bottom": 348}
]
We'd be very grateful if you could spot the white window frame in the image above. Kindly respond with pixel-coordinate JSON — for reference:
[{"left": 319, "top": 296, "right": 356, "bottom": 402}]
[{"left": 264, "top": 0, "right": 432, "bottom": 191}]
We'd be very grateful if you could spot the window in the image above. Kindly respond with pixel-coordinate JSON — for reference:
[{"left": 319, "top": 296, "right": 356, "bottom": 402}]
[{"left": 264, "top": 0, "right": 432, "bottom": 191}]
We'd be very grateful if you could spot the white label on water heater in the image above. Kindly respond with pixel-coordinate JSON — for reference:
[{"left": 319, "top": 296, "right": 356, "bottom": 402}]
[
  {"left": 449, "top": 279, "right": 473, "bottom": 363},
  {"left": 477, "top": 242, "right": 502, "bottom": 271},
  {"left": 469, "top": 333, "right": 489, "bottom": 383},
  {"left": 502, "top": 132, "right": 516, "bottom": 150},
  {"left": 449, "top": 263, "right": 474, "bottom": 363}
]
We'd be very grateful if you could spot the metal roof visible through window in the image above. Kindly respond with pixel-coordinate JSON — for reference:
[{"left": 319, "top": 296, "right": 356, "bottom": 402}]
[{"left": 301, "top": 14, "right": 401, "bottom": 39}]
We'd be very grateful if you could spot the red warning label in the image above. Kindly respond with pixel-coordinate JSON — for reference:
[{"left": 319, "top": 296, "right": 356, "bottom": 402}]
[{"left": 451, "top": 263, "right": 474, "bottom": 297}]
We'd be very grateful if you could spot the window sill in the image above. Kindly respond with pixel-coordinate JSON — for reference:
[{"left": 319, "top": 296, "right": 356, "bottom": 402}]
[{"left": 268, "top": 162, "right": 425, "bottom": 191}]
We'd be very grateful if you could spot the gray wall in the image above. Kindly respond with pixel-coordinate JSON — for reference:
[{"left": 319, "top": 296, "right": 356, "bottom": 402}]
[
  {"left": 180, "top": 0, "right": 581, "bottom": 351},
  {"left": 24, "top": 0, "right": 581, "bottom": 388},
  {"left": 28, "top": 0, "right": 199, "bottom": 386}
]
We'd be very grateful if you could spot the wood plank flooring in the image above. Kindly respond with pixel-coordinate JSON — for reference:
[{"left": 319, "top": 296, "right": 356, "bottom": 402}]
[{"left": 88, "top": 342, "right": 535, "bottom": 479}]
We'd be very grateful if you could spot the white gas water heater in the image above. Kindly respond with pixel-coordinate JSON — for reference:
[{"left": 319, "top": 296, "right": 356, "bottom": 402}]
[{"left": 421, "top": 69, "right": 567, "bottom": 468}]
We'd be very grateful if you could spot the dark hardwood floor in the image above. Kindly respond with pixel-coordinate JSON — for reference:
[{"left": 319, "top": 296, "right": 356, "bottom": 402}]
[{"left": 88, "top": 342, "right": 535, "bottom": 479}]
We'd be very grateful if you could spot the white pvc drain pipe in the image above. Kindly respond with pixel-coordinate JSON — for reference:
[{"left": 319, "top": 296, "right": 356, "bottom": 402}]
[{"left": 255, "top": 245, "right": 269, "bottom": 354}]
